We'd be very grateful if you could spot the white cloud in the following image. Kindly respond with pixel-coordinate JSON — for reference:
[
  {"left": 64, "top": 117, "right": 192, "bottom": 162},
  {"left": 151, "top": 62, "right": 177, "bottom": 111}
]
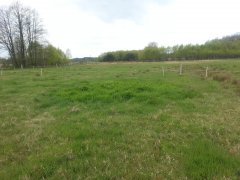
[{"left": 1, "top": 0, "right": 240, "bottom": 57}]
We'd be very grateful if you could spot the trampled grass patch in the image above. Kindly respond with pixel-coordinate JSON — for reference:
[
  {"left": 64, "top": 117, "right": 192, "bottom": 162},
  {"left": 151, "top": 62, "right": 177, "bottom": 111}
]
[{"left": 1, "top": 60, "right": 240, "bottom": 179}]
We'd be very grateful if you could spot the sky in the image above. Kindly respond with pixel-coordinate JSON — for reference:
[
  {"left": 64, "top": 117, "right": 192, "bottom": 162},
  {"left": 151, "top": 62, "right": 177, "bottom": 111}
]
[{"left": 1, "top": 0, "right": 240, "bottom": 58}]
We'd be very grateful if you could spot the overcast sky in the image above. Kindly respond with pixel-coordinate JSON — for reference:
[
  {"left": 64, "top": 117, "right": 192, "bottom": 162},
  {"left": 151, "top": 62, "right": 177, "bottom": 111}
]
[{"left": 1, "top": 0, "right": 240, "bottom": 57}]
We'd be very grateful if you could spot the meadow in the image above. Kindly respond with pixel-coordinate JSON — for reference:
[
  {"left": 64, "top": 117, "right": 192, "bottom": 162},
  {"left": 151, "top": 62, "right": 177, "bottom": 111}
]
[{"left": 0, "top": 60, "right": 240, "bottom": 179}]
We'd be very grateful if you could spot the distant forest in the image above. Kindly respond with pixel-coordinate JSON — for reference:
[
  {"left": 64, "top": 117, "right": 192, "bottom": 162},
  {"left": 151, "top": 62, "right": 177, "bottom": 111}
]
[{"left": 99, "top": 34, "right": 240, "bottom": 62}]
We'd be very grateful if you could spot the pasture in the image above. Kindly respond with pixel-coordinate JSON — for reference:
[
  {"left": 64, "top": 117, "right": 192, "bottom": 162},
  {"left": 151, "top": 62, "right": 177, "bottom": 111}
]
[{"left": 0, "top": 60, "right": 240, "bottom": 179}]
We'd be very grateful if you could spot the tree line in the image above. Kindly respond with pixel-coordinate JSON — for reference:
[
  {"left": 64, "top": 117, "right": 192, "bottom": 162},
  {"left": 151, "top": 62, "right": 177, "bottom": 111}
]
[
  {"left": 0, "top": 2, "right": 68, "bottom": 68},
  {"left": 99, "top": 34, "right": 240, "bottom": 62}
]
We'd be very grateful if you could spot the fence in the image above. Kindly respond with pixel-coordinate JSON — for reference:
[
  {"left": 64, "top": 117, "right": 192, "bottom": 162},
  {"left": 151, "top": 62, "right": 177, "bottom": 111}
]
[{"left": 1, "top": 63, "right": 240, "bottom": 79}]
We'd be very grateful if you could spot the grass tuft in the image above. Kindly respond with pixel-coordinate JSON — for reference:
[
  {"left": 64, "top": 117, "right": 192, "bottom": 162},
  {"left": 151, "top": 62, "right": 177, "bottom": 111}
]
[{"left": 212, "top": 73, "right": 232, "bottom": 82}]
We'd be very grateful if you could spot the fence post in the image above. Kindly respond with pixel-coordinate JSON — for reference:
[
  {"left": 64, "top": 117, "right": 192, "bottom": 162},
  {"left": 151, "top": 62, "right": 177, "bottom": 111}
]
[
  {"left": 21, "top": 64, "right": 23, "bottom": 70},
  {"left": 40, "top": 68, "right": 43, "bottom": 76},
  {"left": 0, "top": 69, "right": 2, "bottom": 76},
  {"left": 205, "top": 67, "right": 208, "bottom": 78},
  {"left": 162, "top": 67, "right": 165, "bottom": 77},
  {"left": 179, "top": 64, "right": 183, "bottom": 75}
]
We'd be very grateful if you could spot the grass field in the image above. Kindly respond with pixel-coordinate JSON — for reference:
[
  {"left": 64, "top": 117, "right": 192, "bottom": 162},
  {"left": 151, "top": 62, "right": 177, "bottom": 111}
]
[{"left": 1, "top": 60, "right": 240, "bottom": 179}]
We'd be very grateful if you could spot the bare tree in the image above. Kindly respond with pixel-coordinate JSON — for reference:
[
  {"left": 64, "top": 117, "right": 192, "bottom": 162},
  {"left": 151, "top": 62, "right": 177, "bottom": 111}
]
[
  {"left": 25, "top": 8, "right": 44, "bottom": 66},
  {"left": 0, "top": 7, "right": 17, "bottom": 66},
  {"left": 66, "top": 48, "right": 72, "bottom": 59},
  {"left": 0, "top": 2, "right": 45, "bottom": 67},
  {"left": 9, "top": 2, "right": 26, "bottom": 66}
]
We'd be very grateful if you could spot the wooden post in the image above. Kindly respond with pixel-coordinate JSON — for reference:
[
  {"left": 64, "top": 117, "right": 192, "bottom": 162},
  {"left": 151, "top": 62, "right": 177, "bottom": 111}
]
[
  {"left": 0, "top": 69, "right": 2, "bottom": 76},
  {"left": 179, "top": 64, "right": 183, "bottom": 75},
  {"left": 162, "top": 67, "right": 165, "bottom": 77},
  {"left": 40, "top": 68, "right": 43, "bottom": 76},
  {"left": 21, "top": 64, "right": 23, "bottom": 70},
  {"left": 205, "top": 67, "right": 208, "bottom": 78}
]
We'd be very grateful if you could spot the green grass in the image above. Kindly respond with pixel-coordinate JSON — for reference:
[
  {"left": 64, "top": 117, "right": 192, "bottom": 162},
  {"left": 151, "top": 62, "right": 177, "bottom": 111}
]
[
  {"left": 1, "top": 60, "right": 240, "bottom": 179},
  {"left": 183, "top": 139, "right": 239, "bottom": 179}
]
